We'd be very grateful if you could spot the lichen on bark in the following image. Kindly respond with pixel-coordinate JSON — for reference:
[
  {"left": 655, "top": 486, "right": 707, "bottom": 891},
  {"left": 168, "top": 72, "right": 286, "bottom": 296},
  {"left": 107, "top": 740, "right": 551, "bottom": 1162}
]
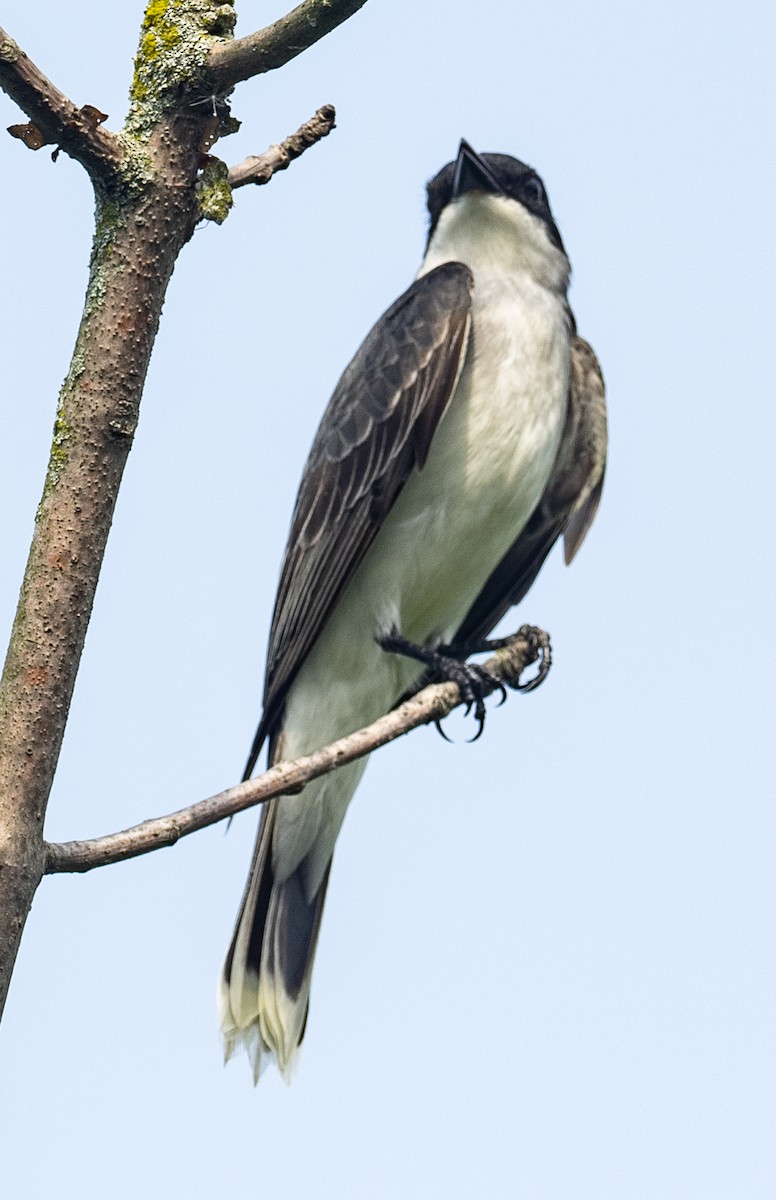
[
  {"left": 196, "top": 155, "right": 233, "bottom": 223},
  {"left": 128, "top": 0, "right": 236, "bottom": 135}
]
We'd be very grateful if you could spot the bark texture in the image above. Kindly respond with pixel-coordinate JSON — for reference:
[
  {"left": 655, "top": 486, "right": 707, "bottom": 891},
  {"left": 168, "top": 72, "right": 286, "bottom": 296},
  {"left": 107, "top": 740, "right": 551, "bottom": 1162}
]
[
  {"left": 206, "top": 0, "right": 368, "bottom": 88},
  {"left": 0, "top": 113, "right": 201, "bottom": 1016}
]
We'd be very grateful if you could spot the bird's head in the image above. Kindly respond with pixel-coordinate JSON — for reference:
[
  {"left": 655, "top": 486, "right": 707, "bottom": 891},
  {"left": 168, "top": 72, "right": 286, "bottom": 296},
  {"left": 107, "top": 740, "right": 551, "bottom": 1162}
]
[{"left": 423, "top": 140, "right": 569, "bottom": 290}]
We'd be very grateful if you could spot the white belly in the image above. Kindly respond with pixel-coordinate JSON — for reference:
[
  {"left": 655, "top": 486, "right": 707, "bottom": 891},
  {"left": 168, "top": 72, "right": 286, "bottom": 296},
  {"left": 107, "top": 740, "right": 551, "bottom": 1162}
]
[{"left": 275, "top": 269, "right": 570, "bottom": 891}]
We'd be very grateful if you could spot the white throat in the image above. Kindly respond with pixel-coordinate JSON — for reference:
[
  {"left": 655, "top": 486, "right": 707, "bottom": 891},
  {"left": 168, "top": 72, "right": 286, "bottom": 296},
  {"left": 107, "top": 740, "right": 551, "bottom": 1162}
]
[{"left": 419, "top": 192, "right": 570, "bottom": 294}]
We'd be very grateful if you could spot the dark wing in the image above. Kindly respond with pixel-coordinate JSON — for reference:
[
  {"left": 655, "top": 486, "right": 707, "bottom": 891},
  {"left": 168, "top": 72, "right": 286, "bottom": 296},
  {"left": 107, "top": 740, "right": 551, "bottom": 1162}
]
[
  {"left": 244, "top": 262, "right": 474, "bottom": 778},
  {"left": 454, "top": 336, "right": 607, "bottom": 649}
]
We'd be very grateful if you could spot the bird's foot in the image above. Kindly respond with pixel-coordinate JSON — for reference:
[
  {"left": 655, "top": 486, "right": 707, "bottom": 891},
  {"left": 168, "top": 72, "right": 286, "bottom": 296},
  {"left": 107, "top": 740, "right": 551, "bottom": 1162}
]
[
  {"left": 377, "top": 628, "right": 506, "bottom": 742},
  {"left": 475, "top": 625, "right": 553, "bottom": 693}
]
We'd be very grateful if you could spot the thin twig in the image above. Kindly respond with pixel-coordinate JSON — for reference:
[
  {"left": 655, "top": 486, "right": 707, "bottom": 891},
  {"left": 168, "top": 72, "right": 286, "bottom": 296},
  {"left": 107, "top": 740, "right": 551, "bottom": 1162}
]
[
  {"left": 44, "top": 628, "right": 550, "bottom": 875},
  {"left": 228, "top": 104, "right": 336, "bottom": 189},
  {"left": 206, "top": 0, "right": 368, "bottom": 90},
  {"left": 0, "top": 27, "right": 122, "bottom": 179}
]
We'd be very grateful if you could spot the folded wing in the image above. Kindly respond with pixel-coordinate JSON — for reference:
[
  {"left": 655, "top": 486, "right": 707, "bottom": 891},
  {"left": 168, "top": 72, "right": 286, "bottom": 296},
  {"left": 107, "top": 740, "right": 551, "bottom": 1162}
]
[{"left": 244, "top": 262, "right": 474, "bottom": 777}]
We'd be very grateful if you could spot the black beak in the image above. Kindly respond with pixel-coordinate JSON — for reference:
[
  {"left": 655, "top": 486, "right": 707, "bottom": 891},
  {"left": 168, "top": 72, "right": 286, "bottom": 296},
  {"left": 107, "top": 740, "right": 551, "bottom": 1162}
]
[{"left": 451, "top": 139, "right": 503, "bottom": 200}]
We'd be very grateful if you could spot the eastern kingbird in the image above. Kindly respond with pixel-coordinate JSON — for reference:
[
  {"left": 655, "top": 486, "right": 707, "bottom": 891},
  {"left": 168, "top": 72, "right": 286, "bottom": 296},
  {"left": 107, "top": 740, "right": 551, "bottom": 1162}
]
[{"left": 220, "top": 141, "right": 607, "bottom": 1080}]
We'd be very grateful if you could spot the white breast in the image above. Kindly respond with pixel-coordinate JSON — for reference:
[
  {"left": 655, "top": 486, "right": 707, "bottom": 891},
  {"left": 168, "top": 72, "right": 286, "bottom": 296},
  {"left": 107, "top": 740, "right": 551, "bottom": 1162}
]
[{"left": 361, "top": 266, "right": 570, "bottom": 645}]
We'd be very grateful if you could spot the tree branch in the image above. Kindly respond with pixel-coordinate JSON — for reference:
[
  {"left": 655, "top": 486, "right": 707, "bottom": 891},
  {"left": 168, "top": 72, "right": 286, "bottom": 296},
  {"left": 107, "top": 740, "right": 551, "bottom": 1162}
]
[
  {"left": 0, "top": 26, "right": 123, "bottom": 179},
  {"left": 44, "top": 628, "right": 550, "bottom": 875},
  {"left": 228, "top": 104, "right": 336, "bottom": 189},
  {"left": 207, "top": 0, "right": 368, "bottom": 90}
]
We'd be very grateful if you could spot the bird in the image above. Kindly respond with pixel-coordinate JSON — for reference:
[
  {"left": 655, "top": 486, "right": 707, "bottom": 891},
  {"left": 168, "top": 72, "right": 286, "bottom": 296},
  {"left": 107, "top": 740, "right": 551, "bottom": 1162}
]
[{"left": 219, "top": 140, "right": 607, "bottom": 1080}]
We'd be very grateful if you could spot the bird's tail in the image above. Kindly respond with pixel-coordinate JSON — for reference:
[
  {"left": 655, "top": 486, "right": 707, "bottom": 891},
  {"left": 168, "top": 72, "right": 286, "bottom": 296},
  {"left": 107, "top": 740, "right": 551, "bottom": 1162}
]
[{"left": 219, "top": 798, "right": 333, "bottom": 1082}]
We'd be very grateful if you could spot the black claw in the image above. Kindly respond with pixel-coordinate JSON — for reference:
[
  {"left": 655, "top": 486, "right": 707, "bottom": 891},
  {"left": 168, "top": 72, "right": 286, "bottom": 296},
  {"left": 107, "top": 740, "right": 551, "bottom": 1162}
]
[
  {"left": 513, "top": 628, "right": 552, "bottom": 692},
  {"left": 467, "top": 702, "right": 486, "bottom": 742},
  {"left": 515, "top": 671, "right": 543, "bottom": 693},
  {"left": 434, "top": 719, "right": 453, "bottom": 743}
]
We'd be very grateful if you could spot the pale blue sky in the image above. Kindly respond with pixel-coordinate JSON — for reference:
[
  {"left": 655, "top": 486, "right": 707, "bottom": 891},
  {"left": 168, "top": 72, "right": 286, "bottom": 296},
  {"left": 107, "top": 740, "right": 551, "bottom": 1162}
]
[{"left": 1, "top": 1, "right": 774, "bottom": 1197}]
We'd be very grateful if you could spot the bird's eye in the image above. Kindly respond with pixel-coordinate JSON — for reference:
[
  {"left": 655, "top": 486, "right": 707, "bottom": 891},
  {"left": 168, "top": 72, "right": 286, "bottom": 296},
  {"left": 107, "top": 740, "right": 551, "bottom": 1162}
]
[{"left": 523, "top": 177, "right": 545, "bottom": 205}]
